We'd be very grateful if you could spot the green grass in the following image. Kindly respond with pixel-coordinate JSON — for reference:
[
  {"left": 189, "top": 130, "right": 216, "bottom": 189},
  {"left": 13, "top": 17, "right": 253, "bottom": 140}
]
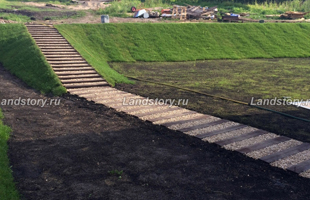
[
  {"left": 55, "top": 24, "right": 134, "bottom": 86},
  {"left": 56, "top": 23, "right": 310, "bottom": 63},
  {"left": 0, "top": 24, "right": 66, "bottom": 95},
  {"left": 0, "top": 108, "right": 19, "bottom": 200},
  {"left": 111, "top": 58, "right": 310, "bottom": 100}
]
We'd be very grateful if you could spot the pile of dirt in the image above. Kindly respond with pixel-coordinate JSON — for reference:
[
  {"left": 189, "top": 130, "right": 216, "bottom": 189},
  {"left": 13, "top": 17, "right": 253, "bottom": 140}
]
[{"left": 0, "top": 9, "right": 78, "bottom": 21}]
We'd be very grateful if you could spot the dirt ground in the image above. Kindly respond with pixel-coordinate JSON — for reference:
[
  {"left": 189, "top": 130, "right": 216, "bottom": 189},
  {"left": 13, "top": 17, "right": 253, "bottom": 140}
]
[
  {"left": 2, "top": 65, "right": 310, "bottom": 199},
  {"left": 0, "top": 8, "right": 78, "bottom": 20}
]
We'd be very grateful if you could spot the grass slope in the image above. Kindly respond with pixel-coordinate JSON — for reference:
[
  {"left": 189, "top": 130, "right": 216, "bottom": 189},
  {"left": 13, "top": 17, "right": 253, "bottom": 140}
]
[
  {"left": 56, "top": 23, "right": 310, "bottom": 63},
  {"left": 0, "top": 24, "right": 66, "bottom": 95},
  {"left": 55, "top": 24, "right": 133, "bottom": 86},
  {"left": 0, "top": 108, "right": 19, "bottom": 200}
]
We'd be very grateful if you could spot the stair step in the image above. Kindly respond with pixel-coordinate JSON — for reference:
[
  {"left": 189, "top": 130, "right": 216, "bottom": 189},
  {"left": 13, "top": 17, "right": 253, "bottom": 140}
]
[
  {"left": 51, "top": 63, "right": 89, "bottom": 67},
  {"left": 31, "top": 35, "right": 62, "bottom": 37},
  {"left": 38, "top": 44, "right": 71, "bottom": 48},
  {"left": 37, "top": 43, "right": 70, "bottom": 46},
  {"left": 49, "top": 61, "right": 87, "bottom": 64},
  {"left": 41, "top": 49, "right": 78, "bottom": 52},
  {"left": 53, "top": 67, "right": 94, "bottom": 71},
  {"left": 27, "top": 28, "right": 56, "bottom": 31},
  {"left": 34, "top": 38, "right": 68, "bottom": 44},
  {"left": 63, "top": 82, "right": 109, "bottom": 88},
  {"left": 61, "top": 78, "right": 104, "bottom": 83},
  {"left": 28, "top": 31, "right": 59, "bottom": 33},
  {"left": 55, "top": 70, "right": 98, "bottom": 75},
  {"left": 40, "top": 46, "right": 73, "bottom": 49},
  {"left": 46, "top": 57, "right": 84, "bottom": 61},
  {"left": 58, "top": 74, "right": 101, "bottom": 79},
  {"left": 45, "top": 54, "right": 81, "bottom": 57}
]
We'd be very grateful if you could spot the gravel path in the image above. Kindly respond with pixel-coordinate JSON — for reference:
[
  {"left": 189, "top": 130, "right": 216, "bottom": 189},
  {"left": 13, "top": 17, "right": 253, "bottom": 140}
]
[
  {"left": 187, "top": 121, "right": 238, "bottom": 136},
  {"left": 271, "top": 149, "right": 310, "bottom": 169},
  {"left": 224, "top": 133, "right": 278, "bottom": 151},
  {"left": 204, "top": 127, "right": 257, "bottom": 143},
  {"left": 246, "top": 139, "right": 302, "bottom": 159}
]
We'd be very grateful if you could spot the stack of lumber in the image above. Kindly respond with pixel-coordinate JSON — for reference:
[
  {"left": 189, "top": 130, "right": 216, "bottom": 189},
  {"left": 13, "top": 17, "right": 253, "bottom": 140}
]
[
  {"left": 186, "top": 5, "right": 218, "bottom": 19},
  {"left": 281, "top": 11, "right": 308, "bottom": 19}
]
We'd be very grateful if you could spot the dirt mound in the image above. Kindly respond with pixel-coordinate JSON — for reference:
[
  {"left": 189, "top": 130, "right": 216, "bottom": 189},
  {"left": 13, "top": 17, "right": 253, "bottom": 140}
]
[{"left": 0, "top": 9, "right": 78, "bottom": 20}]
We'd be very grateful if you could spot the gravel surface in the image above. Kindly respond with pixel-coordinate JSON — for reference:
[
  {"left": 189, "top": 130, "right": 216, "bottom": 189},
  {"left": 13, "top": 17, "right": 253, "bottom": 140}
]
[
  {"left": 224, "top": 133, "right": 279, "bottom": 151},
  {"left": 69, "top": 87, "right": 115, "bottom": 95},
  {"left": 271, "top": 149, "right": 310, "bottom": 169},
  {"left": 102, "top": 95, "right": 144, "bottom": 107},
  {"left": 203, "top": 127, "right": 257, "bottom": 143},
  {"left": 246, "top": 139, "right": 303, "bottom": 159},
  {"left": 300, "top": 169, "right": 310, "bottom": 178},
  {"left": 82, "top": 90, "right": 125, "bottom": 96},
  {"left": 89, "top": 93, "right": 133, "bottom": 102},
  {"left": 140, "top": 108, "right": 188, "bottom": 121},
  {"left": 187, "top": 121, "right": 238, "bottom": 136},
  {"left": 127, "top": 106, "right": 170, "bottom": 115},
  {"left": 169, "top": 116, "right": 219, "bottom": 130},
  {"left": 154, "top": 113, "right": 205, "bottom": 125}
]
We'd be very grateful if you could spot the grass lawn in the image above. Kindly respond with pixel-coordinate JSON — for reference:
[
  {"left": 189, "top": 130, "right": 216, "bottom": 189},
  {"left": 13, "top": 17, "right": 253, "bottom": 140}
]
[
  {"left": 0, "top": 24, "right": 66, "bottom": 95},
  {"left": 110, "top": 58, "right": 310, "bottom": 142},
  {"left": 56, "top": 23, "right": 310, "bottom": 63},
  {"left": 56, "top": 23, "right": 310, "bottom": 86},
  {"left": 0, "top": 108, "right": 19, "bottom": 200}
]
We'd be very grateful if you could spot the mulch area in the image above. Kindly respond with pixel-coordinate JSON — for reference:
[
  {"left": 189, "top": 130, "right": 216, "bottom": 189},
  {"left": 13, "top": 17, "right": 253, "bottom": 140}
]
[{"left": 1, "top": 65, "right": 310, "bottom": 199}]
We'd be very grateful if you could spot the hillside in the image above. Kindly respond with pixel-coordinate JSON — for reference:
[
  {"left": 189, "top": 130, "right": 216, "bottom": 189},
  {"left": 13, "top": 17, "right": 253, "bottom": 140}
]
[
  {"left": 56, "top": 23, "right": 310, "bottom": 62},
  {"left": 0, "top": 24, "right": 66, "bottom": 95}
]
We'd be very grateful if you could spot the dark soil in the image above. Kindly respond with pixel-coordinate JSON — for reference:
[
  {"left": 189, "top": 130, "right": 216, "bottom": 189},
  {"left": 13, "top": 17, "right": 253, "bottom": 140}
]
[
  {"left": 0, "top": 8, "right": 78, "bottom": 20},
  {"left": 110, "top": 61, "right": 310, "bottom": 143},
  {"left": 2, "top": 65, "right": 310, "bottom": 200}
]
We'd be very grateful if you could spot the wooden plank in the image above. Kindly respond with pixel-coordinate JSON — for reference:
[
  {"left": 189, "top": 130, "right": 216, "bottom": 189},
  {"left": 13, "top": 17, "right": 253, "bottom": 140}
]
[
  {"left": 149, "top": 111, "right": 196, "bottom": 123},
  {"left": 135, "top": 106, "right": 180, "bottom": 117},
  {"left": 196, "top": 124, "right": 248, "bottom": 139},
  {"left": 260, "top": 143, "right": 310, "bottom": 163},
  {"left": 237, "top": 136, "right": 291, "bottom": 154},
  {"left": 287, "top": 159, "right": 310, "bottom": 173},
  {"left": 215, "top": 130, "right": 267, "bottom": 146},
  {"left": 178, "top": 119, "right": 229, "bottom": 133},
  {"left": 160, "top": 115, "right": 210, "bottom": 127}
]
